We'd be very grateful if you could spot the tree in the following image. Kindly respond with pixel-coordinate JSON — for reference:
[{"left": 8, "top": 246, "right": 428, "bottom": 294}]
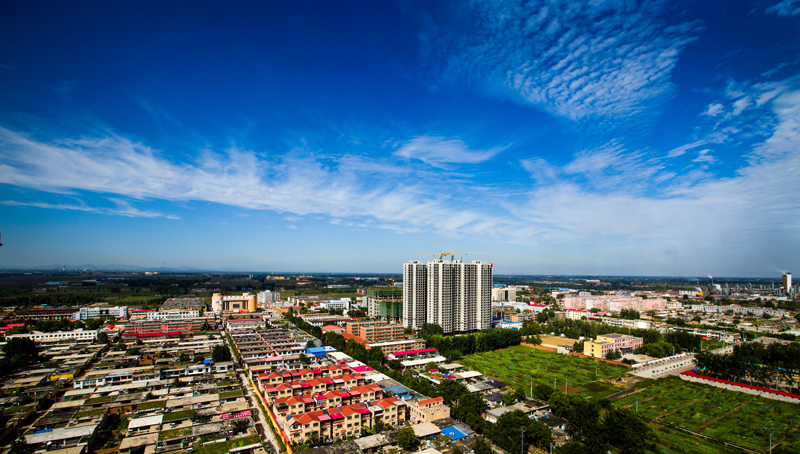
[
  {"left": 96, "top": 332, "right": 109, "bottom": 344},
  {"left": 202, "top": 321, "right": 211, "bottom": 331},
  {"left": 420, "top": 323, "right": 444, "bottom": 338},
  {"left": 602, "top": 407, "right": 656, "bottom": 454},
  {"left": 474, "top": 438, "right": 492, "bottom": 454},
  {"left": 8, "top": 438, "right": 30, "bottom": 454},
  {"left": 484, "top": 410, "right": 551, "bottom": 452},
  {"left": 193, "top": 353, "right": 205, "bottom": 363},
  {"left": 425, "top": 362, "right": 438, "bottom": 371},
  {"left": 306, "top": 340, "right": 316, "bottom": 349},
  {"left": 533, "top": 384, "right": 554, "bottom": 401},
  {"left": 299, "top": 353, "right": 309, "bottom": 364},
  {"left": 212, "top": 345, "right": 232, "bottom": 362},
  {"left": 437, "top": 380, "right": 468, "bottom": 405},
  {"left": 231, "top": 418, "right": 249, "bottom": 434},
  {"left": 605, "top": 350, "right": 621, "bottom": 360},
  {"left": 398, "top": 426, "right": 417, "bottom": 450},
  {"left": 2, "top": 337, "right": 39, "bottom": 370}
]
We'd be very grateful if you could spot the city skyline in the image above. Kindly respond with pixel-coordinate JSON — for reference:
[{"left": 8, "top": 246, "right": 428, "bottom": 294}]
[{"left": 1, "top": 1, "right": 799, "bottom": 277}]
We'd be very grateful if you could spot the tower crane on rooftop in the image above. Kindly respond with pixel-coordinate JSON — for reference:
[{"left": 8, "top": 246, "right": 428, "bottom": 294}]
[{"left": 419, "top": 249, "right": 492, "bottom": 262}]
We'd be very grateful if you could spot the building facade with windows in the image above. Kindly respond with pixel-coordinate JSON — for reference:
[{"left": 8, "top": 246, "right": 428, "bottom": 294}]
[{"left": 403, "top": 259, "right": 492, "bottom": 334}]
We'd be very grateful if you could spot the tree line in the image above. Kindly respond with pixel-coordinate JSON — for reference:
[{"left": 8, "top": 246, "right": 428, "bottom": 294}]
[
  {"left": 521, "top": 319, "right": 702, "bottom": 356},
  {"left": 423, "top": 324, "right": 522, "bottom": 361},
  {"left": 694, "top": 341, "right": 800, "bottom": 389}
]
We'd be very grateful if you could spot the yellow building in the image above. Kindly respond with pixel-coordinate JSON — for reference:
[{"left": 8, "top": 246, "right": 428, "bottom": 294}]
[{"left": 212, "top": 292, "right": 257, "bottom": 313}]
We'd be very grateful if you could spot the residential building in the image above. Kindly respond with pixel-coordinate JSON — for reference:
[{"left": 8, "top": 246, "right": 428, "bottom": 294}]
[
  {"left": 14, "top": 308, "right": 76, "bottom": 321},
  {"left": 345, "top": 321, "right": 403, "bottom": 343},
  {"left": 492, "top": 287, "right": 517, "bottom": 302},
  {"left": 283, "top": 397, "right": 406, "bottom": 444},
  {"left": 366, "top": 338, "right": 426, "bottom": 354},
  {"left": 407, "top": 396, "right": 450, "bottom": 423},
  {"left": 8, "top": 329, "right": 99, "bottom": 345},
  {"left": 257, "top": 290, "right": 281, "bottom": 304},
  {"left": 566, "top": 309, "right": 590, "bottom": 320},
  {"left": 403, "top": 261, "right": 428, "bottom": 330},
  {"left": 584, "top": 333, "right": 643, "bottom": 358},
  {"left": 403, "top": 259, "right": 493, "bottom": 334},
  {"left": 74, "top": 306, "right": 128, "bottom": 320},
  {"left": 144, "top": 309, "right": 200, "bottom": 320},
  {"left": 366, "top": 288, "right": 403, "bottom": 320}
]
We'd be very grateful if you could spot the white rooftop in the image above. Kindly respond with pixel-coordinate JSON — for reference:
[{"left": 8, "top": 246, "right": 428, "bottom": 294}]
[{"left": 128, "top": 414, "right": 163, "bottom": 429}]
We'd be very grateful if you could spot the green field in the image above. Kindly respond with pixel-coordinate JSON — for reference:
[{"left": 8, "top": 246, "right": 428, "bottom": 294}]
[
  {"left": 458, "top": 345, "right": 629, "bottom": 399},
  {"left": 615, "top": 376, "right": 800, "bottom": 451}
]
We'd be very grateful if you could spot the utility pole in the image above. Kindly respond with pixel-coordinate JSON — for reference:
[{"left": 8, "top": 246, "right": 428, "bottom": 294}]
[{"left": 521, "top": 426, "right": 525, "bottom": 454}]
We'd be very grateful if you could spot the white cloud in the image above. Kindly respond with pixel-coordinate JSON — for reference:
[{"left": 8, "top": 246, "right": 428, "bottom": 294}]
[
  {"left": 703, "top": 103, "right": 724, "bottom": 117},
  {"left": 666, "top": 141, "right": 706, "bottom": 158},
  {"left": 0, "top": 125, "right": 513, "bottom": 238},
  {"left": 766, "top": 0, "right": 800, "bottom": 17},
  {"left": 732, "top": 97, "right": 751, "bottom": 116},
  {"left": 393, "top": 136, "right": 505, "bottom": 166},
  {"left": 0, "top": 198, "right": 177, "bottom": 219},
  {"left": 691, "top": 149, "right": 717, "bottom": 164},
  {"left": 416, "top": 0, "right": 702, "bottom": 121}
]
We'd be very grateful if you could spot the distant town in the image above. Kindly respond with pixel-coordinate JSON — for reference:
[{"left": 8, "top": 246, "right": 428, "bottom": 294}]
[{"left": 0, "top": 263, "right": 797, "bottom": 454}]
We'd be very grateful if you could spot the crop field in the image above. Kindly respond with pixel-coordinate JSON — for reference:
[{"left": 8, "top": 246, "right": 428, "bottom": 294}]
[
  {"left": 457, "top": 345, "right": 629, "bottom": 399},
  {"left": 615, "top": 376, "right": 800, "bottom": 451}
]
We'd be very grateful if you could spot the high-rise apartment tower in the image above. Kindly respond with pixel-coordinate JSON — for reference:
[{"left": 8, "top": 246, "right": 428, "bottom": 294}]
[{"left": 403, "top": 259, "right": 492, "bottom": 333}]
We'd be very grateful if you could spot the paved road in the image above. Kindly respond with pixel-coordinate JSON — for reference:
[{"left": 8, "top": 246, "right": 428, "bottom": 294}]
[{"left": 238, "top": 371, "right": 281, "bottom": 453}]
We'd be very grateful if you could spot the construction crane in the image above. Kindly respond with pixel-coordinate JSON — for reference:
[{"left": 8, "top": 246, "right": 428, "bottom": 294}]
[{"left": 418, "top": 249, "right": 492, "bottom": 262}]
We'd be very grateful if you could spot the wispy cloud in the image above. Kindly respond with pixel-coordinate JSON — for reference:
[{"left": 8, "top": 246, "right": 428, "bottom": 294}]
[
  {"left": 50, "top": 80, "right": 76, "bottom": 95},
  {"left": 0, "top": 198, "right": 178, "bottom": 219},
  {"left": 0, "top": 125, "right": 512, "bottom": 237},
  {"left": 415, "top": 0, "right": 702, "bottom": 121},
  {"left": 766, "top": 0, "right": 800, "bottom": 17},
  {"left": 393, "top": 136, "right": 505, "bottom": 167}
]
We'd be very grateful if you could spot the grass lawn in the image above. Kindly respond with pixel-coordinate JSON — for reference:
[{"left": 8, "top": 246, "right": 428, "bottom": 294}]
[
  {"left": 163, "top": 410, "right": 193, "bottom": 422},
  {"left": 193, "top": 435, "right": 262, "bottom": 454},
  {"left": 2, "top": 404, "right": 32, "bottom": 415},
  {"left": 458, "top": 345, "right": 629, "bottom": 399},
  {"left": 136, "top": 400, "right": 166, "bottom": 411},
  {"left": 615, "top": 376, "right": 800, "bottom": 451},
  {"left": 219, "top": 390, "right": 243, "bottom": 399},
  {"left": 158, "top": 427, "right": 193, "bottom": 441}
]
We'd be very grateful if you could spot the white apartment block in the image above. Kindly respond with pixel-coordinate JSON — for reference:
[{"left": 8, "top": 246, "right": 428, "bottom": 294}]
[
  {"left": 8, "top": 329, "right": 99, "bottom": 345},
  {"left": 319, "top": 298, "right": 351, "bottom": 311},
  {"left": 145, "top": 309, "right": 199, "bottom": 320},
  {"left": 403, "top": 259, "right": 492, "bottom": 334},
  {"left": 258, "top": 290, "right": 281, "bottom": 304},
  {"left": 403, "top": 261, "right": 428, "bottom": 330},
  {"left": 562, "top": 295, "right": 666, "bottom": 312},
  {"left": 74, "top": 306, "right": 128, "bottom": 320}
]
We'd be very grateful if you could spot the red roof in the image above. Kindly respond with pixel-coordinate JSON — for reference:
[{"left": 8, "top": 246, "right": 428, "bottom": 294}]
[
  {"left": 392, "top": 348, "right": 437, "bottom": 356},
  {"left": 681, "top": 371, "right": 800, "bottom": 400},
  {"left": 0, "top": 324, "right": 25, "bottom": 331},
  {"left": 351, "top": 365, "right": 373, "bottom": 372},
  {"left": 416, "top": 396, "right": 444, "bottom": 406}
]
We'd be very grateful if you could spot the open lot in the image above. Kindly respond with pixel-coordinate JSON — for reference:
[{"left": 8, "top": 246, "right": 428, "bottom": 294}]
[
  {"left": 614, "top": 376, "right": 800, "bottom": 452},
  {"left": 457, "top": 345, "right": 629, "bottom": 399}
]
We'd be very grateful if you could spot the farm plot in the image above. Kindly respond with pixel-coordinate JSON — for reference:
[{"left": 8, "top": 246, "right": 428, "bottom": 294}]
[
  {"left": 457, "top": 345, "right": 628, "bottom": 399},
  {"left": 615, "top": 376, "right": 800, "bottom": 452}
]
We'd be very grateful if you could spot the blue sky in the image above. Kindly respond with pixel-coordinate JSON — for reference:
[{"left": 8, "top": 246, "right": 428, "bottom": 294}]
[{"left": 1, "top": 0, "right": 799, "bottom": 277}]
